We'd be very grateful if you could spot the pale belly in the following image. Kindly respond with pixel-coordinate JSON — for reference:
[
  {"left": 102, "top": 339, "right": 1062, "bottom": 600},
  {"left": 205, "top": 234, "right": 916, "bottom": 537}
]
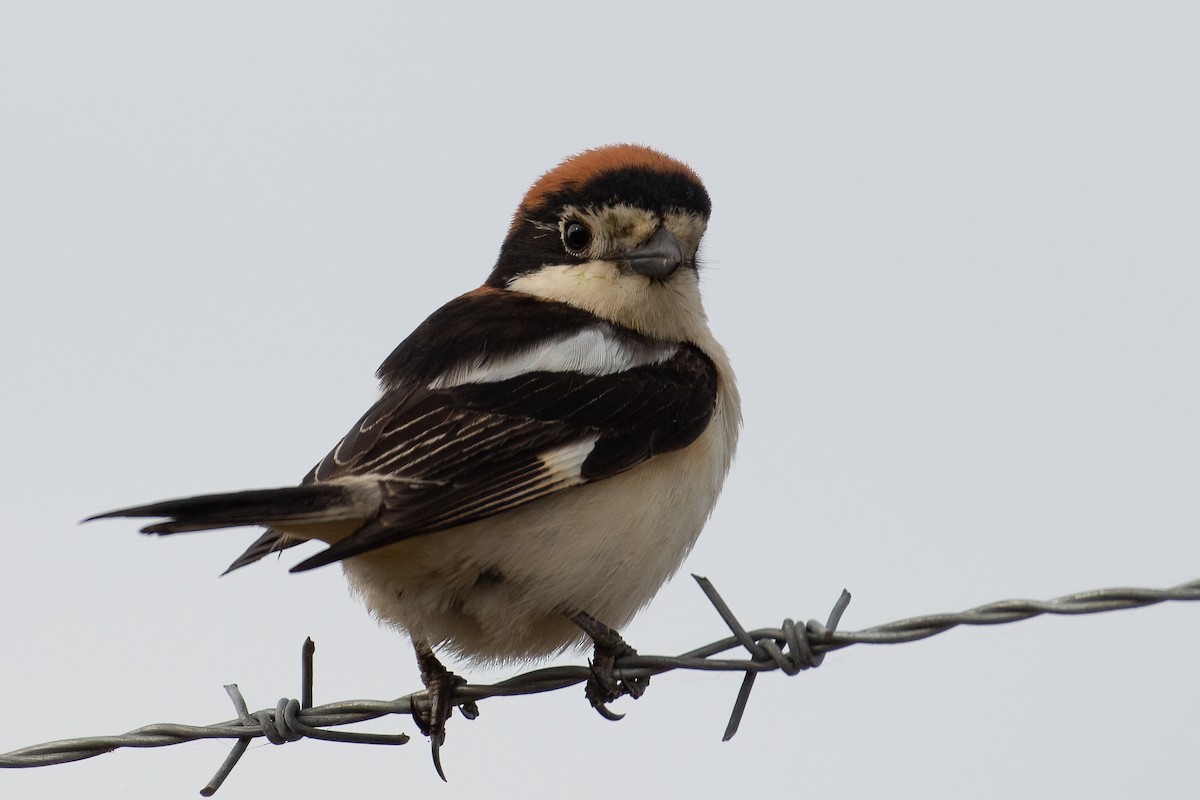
[{"left": 338, "top": 409, "right": 735, "bottom": 665}]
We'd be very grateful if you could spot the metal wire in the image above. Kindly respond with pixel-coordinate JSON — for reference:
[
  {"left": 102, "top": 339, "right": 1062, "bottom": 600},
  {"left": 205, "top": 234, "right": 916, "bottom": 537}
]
[{"left": 3, "top": 575, "right": 1199, "bottom": 795}]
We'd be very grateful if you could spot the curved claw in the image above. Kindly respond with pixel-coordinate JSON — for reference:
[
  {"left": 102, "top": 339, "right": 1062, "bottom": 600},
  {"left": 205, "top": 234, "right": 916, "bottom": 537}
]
[
  {"left": 423, "top": 693, "right": 478, "bottom": 781},
  {"left": 431, "top": 738, "right": 448, "bottom": 783},
  {"left": 592, "top": 702, "right": 626, "bottom": 722}
]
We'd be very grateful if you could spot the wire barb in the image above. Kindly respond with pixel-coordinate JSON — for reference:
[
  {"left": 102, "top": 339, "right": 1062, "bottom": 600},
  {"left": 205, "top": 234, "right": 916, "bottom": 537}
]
[
  {"left": 197, "top": 638, "right": 411, "bottom": 795},
  {"left": 3, "top": 576, "right": 1199, "bottom": 792},
  {"left": 693, "top": 576, "right": 852, "bottom": 740}
]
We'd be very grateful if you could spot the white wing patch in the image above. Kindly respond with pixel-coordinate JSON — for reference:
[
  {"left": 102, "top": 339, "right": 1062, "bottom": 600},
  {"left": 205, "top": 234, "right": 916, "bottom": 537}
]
[
  {"left": 432, "top": 436, "right": 599, "bottom": 525},
  {"left": 534, "top": 436, "right": 599, "bottom": 490},
  {"left": 428, "top": 326, "right": 678, "bottom": 389}
]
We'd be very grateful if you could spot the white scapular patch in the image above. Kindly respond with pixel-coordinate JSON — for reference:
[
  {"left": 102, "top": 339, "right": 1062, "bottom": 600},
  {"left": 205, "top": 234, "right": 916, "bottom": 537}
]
[{"left": 428, "top": 326, "right": 678, "bottom": 389}]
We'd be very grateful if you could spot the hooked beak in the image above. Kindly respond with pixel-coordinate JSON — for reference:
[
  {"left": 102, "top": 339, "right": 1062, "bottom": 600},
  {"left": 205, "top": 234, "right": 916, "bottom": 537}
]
[{"left": 624, "top": 227, "right": 685, "bottom": 279}]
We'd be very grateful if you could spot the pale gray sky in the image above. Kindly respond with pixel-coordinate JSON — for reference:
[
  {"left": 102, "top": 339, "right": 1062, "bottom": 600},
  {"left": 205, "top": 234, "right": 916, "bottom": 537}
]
[{"left": 3, "top": 3, "right": 1199, "bottom": 798}]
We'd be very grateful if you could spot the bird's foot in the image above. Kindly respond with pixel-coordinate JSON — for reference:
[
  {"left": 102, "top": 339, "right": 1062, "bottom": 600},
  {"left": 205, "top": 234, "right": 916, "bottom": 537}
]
[
  {"left": 413, "top": 644, "right": 479, "bottom": 781},
  {"left": 569, "top": 611, "right": 649, "bottom": 721}
]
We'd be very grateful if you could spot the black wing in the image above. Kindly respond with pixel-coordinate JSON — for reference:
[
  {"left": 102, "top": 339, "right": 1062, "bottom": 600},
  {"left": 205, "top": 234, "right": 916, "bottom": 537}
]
[{"left": 233, "top": 291, "right": 718, "bottom": 573}]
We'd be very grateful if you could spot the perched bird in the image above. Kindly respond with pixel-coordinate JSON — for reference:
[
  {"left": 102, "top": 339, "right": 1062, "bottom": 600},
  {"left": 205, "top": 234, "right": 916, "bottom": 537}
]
[{"left": 88, "top": 144, "right": 740, "bottom": 773}]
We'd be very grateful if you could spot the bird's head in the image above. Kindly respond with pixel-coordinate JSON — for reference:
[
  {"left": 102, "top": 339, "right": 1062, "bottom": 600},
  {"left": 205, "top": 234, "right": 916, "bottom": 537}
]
[{"left": 488, "top": 144, "right": 713, "bottom": 341}]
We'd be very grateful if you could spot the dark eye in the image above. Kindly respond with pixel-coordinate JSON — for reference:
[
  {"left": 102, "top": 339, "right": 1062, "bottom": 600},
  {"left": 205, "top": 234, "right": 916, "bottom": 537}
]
[{"left": 562, "top": 220, "right": 592, "bottom": 253}]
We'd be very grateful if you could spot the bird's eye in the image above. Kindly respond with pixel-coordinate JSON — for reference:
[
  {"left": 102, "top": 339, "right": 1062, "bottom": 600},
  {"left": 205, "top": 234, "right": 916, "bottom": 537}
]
[{"left": 562, "top": 221, "right": 592, "bottom": 254}]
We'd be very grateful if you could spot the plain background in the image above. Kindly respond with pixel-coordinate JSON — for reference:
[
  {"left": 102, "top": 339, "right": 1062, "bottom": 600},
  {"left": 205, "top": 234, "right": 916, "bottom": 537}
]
[{"left": 3, "top": 3, "right": 1198, "bottom": 798}]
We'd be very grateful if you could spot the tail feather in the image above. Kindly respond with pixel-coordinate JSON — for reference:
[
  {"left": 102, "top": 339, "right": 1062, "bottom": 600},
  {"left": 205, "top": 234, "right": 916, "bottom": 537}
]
[
  {"left": 85, "top": 485, "right": 356, "bottom": 535},
  {"left": 222, "top": 528, "right": 304, "bottom": 575}
]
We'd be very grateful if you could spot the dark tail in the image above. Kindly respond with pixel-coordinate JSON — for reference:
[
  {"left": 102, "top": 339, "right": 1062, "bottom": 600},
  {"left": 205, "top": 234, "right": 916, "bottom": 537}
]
[{"left": 85, "top": 484, "right": 355, "bottom": 535}]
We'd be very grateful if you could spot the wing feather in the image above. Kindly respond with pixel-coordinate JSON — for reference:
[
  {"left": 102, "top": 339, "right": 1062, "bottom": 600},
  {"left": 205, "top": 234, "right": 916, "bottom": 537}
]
[{"left": 234, "top": 295, "right": 718, "bottom": 572}]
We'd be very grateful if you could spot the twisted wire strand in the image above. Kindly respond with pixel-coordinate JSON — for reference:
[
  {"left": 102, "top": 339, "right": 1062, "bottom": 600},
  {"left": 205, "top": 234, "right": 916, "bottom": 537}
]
[{"left": 3, "top": 575, "right": 1198, "bottom": 794}]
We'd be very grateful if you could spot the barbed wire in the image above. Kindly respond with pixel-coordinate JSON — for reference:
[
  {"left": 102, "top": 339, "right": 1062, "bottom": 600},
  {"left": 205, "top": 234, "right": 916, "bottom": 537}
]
[{"left": 4, "top": 574, "right": 1199, "bottom": 795}]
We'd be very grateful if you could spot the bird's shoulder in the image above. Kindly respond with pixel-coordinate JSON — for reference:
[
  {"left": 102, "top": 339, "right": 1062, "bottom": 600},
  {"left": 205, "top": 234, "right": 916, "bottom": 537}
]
[
  {"left": 305, "top": 286, "right": 718, "bottom": 485},
  {"left": 376, "top": 285, "right": 659, "bottom": 389}
]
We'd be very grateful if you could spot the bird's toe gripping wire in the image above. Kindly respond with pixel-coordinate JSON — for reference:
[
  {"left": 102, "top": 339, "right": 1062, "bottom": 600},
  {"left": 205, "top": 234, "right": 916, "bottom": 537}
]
[
  {"left": 569, "top": 611, "right": 649, "bottom": 721},
  {"left": 412, "top": 644, "right": 479, "bottom": 781}
]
